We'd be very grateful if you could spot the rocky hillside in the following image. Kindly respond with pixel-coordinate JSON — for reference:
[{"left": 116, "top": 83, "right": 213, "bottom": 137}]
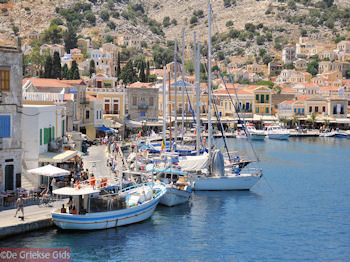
[{"left": 1, "top": 0, "right": 349, "bottom": 58}]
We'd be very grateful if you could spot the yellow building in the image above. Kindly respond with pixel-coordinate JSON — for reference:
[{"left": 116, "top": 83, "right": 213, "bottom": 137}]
[
  {"left": 245, "top": 85, "right": 272, "bottom": 115},
  {"left": 158, "top": 80, "right": 208, "bottom": 118},
  {"left": 77, "top": 38, "right": 90, "bottom": 54},
  {"left": 83, "top": 95, "right": 104, "bottom": 139},
  {"left": 72, "top": 53, "right": 84, "bottom": 64}
]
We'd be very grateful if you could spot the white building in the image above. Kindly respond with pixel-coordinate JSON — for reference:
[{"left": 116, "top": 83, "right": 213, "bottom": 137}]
[
  {"left": 0, "top": 46, "right": 23, "bottom": 193},
  {"left": 22, "top": 105, "right": 66, "bottom": 169},
  {"left": 282, "top": 47, "right": 296, "bottom": 65}
]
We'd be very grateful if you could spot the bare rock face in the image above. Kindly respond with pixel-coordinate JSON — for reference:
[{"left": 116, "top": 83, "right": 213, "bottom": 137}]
[{"left": 1, "top": 0, "right": 348, "bottom": 59}]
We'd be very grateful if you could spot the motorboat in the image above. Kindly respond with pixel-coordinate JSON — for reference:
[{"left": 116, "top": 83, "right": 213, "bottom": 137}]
[
  {"left": 319, "top": 131, "right": 336, "bottom": 137},
  {"left": 265, "top": 125, "right": 290, "bottom": 140},
  {"left": 246, "top": 124, "right": 266, "bottom": 141},
  {"left": 51, "top": 182, "right": 166, "bottom": 230},
  {"left": 153, "top": 168, "right": 192, "bottom": 207},
  {"left": 235, "top": 130, "right": 247, "bottom": 139}
]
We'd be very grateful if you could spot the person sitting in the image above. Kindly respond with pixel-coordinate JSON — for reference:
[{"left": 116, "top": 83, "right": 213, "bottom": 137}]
[
  {"left": 60, "top": 204, "right": 66, "bottom": 213},
  {"left": 40, "top": 186, "right": 49, "bottom": 197},
  {"left": 71, "top": 206, "right": 77, "bottom": 215}
]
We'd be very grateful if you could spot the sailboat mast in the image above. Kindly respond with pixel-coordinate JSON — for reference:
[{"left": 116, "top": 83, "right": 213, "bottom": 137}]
[
  {"left": 168, "top": 71, "right": 172, "bottom": 151},
  {"left": 196, "top": 44, "right": 201, "bottom": 156},
  {"left": 208, "top": 2, "right": 212, "bottom": 159},
  {"left": 194, "top": 32, "right": 200, "bottom": 155},
  {"left": 174, "top": 39, "right": 178, "bottom": 146},
  {"left": 162, "top": 66, "right": 166, "bottom": 145},
  {"left": 181, "top": 29, "right": 185, "bottom": 146}
]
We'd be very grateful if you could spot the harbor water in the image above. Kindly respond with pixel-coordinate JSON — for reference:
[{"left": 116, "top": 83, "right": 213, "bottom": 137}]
[{"left": 1, "top": 137, "right": 350, "bottom": 261}]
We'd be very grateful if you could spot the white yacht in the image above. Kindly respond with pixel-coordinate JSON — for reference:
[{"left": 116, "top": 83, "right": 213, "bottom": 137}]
[
  {"left": 265, "top": 125, "right": 290, "bottom": 140},
  {"left": 246, "top": 124, "right": 266, "bottom": 140}
]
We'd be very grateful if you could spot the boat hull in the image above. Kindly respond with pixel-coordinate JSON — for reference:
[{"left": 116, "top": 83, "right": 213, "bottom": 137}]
[
  {"left": 159, "top": 187, "right": 191, "bottom": 207},
  {"left": 250, "top": 134, "right": 266, "bottom": 140},
  {"left": 191, "top": 174, "right": 261, "bottom": 191},
  {"left": 268, "top": 133, "right": 290, "bottom": 140},
  {"left": 52, "top": 184, "right": 166, "bottom": 230}
]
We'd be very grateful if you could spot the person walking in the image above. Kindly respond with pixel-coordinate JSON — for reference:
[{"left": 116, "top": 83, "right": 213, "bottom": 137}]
[{"left": 14, "top": 195, "right": 24, "bottom": 219}]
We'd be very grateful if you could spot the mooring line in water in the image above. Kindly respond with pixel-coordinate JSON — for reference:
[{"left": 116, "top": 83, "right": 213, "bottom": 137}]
[{"left": 263, "top": 175, "right": 274, "bottom": 192}]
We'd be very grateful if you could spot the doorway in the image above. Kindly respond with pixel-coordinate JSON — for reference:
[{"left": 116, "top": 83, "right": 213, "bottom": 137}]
[{"left": 5, "top": 165, "right": 14, "bottom": 191}]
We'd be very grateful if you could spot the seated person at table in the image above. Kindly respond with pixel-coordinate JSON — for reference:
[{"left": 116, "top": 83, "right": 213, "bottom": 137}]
[
  {"left": 90, "top": 174, "right": 96, "bottom": 187},
  {"left": 71, "top": 206, "right": 77, "bottom": 215},
  {"left": 60, "top": 204, "right": 66, "bottom": 213},
  {"left": 40, "top": 186, "right": 49, "bottom": 197}
]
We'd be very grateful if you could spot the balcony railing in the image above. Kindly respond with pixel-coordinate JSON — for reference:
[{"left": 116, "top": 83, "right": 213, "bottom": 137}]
[
  {"left": 87, "top": 87, "right": 124, "bottom": 93},
  {"left": 104, "top": 110, "right": 120, "bottom": 115},
  {"left": 23, "top": 92, "right": 64, "bottom": 102}
]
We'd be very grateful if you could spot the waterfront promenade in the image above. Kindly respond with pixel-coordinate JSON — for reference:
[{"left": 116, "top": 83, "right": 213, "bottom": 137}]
[{"left": 0, "top": 200, "right": 65, "bottom": 239}]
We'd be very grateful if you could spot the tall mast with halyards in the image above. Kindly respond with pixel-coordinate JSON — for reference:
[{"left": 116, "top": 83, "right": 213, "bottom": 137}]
[{"left": 208, "top": 2, "right": 213, "bottom": 163}]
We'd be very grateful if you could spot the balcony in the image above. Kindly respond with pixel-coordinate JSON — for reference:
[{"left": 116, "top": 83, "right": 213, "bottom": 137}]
[
  {"left": 138, "top": 104, "right": 148, "bottom": 110},
  {"left": 23, "top": 92, "right": 64, "bottom": 102},
  {"left": 104, "top": 110, "right": 120, "bottom": 115}
]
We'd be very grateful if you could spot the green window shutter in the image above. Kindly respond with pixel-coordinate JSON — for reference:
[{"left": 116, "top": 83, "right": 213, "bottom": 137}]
[
  {"left": 44, "top": 128, "right": 49, "bottom": 144},
  {"left": 266, "top": 107, "right": 269, "bottom": 113},
  {"left": 40, "top": 129, "right": 42, "bottom": 145},
  {"left": 266, "top": 94, "right": 269, "bottom": 101},
  {"left": 52, "top": 127, "right": 55, "bottom": 139},
  {"left": 62, "top": 120, "right": 65, "bottom": 136},
  {"left": 255, "top": 94, "right": 259, "bottom": 101},
  {"left": 256, "top": 107, "right": 259, "bottom": 113},
  {"left": 261, "top": 94, "right": 264, "bottom": 103}
]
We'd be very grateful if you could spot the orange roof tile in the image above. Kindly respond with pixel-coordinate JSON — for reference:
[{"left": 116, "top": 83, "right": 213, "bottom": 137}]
[
  {"left": 128, "top": 81, "right": 154, "bottom": 88},
  {"left": 280, "top": 100, "right": 295, "bottom": 105},
  {"left": 297, "top": 95, "right": 310, "bottom": 101},
  {"left": 23, "top": 78, "right": 75, "bottom": 88},
  {"left": 281, "top": 87, "right": 297, "bottom": 94},
  {"left": 214, "top": 89, "right": 251, "bottom": 95}
]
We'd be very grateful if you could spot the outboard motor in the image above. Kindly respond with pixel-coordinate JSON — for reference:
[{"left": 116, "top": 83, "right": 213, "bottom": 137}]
[{"left": 211, "top": 149, "right": 224, "bottom": 177}]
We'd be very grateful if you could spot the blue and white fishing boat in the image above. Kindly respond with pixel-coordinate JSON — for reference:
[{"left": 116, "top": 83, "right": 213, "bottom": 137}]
[{"left": 51, "top": 182, "right": 166, "bottom": 230}]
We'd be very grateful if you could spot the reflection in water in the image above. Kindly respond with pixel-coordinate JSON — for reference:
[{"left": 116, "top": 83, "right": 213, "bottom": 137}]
[{"left": 1, "top": 138, "right": 350, "bottom": 261}]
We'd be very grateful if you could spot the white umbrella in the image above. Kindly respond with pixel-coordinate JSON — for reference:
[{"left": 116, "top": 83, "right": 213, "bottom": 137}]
[{"left": 28, "top": 164, "right": 70, "bottom": 177}]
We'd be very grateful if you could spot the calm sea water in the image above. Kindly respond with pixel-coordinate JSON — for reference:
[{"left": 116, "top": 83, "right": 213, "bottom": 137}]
[{"left": 1, "top": 137, "right": 350, "bottom": 261}]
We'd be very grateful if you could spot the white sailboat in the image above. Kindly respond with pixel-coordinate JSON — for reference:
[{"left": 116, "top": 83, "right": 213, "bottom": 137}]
[{"left": 184, "top": 3, "right": 262, "bottom": 191}]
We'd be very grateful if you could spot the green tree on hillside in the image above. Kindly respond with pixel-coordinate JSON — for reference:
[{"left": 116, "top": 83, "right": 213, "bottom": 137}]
[
  {"left": 64, "top": 25, "right": 78, "bottom": 53},
  {"left": 89, "top": 59, "right": 95, "bottom": 77},
  {"left": 62, "top": 63, "right": 69, "bottom": 79},
  {"left": 139, "top": 61, "right": 146, "bottom": 82},
  {"left": 43, "top": 56, "right": 53, "bottom": 78},
  {"left": 68, "top": 60, "right": 80, "bottom": 80},
  {"left": 307, "top": 61, "right": 319, "bottom": 76},
  {"left": 120, "top": 60, "right": 137, "bottom": 85},
  {"left": 52, "top": 51, "right": 61, "bottom": 79}
]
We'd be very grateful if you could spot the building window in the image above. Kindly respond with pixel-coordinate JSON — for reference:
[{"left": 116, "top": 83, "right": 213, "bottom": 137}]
[
  {"left": 86, "top": 110, "right": 90, "bottom": 119},
  {"left": 225, "top": 102, "right": 227, "bottom": 110},
  {"left": 260, "top": 95, "right": 264, "bottom": 103},
  {"left": 322, "top": 106, "right": 325, "bottom": 112},
  {"left": 44, "top": 128, "right": 50, "bottom": 144},
  {"left": 256, "top": 94, "right": 259, "bottom": 101},
  {"left": 0, "top": 69, "right": 10, "bottom": 91},
  {"left": 96, "top": 110, "right": 99, "bottom": 119},
  {"left": 256, "top": 107, "right": 259, "bottom": 113},
  {"left": 302, "top": 108, "right": 304, "bottom": 113},
  {"left": 294, "top": 108, "right": 297, "bottom": 113},
  {"left": 0, "top": 115, "right": 11, "bottom": 138},
  {"left": 309, "top": 106, "right": 312, "bottom": 113},
  {"left": 266, "top": 107, "right": 269, "bottom": 113},
  {"left": 266, "top": 94, "right": 269, "bottom": 101},
  {"left": 149, "top": 97, "right": 154, "bottom": 106},
  {"left": 246, "top": 102, "right": 250, "bottom": 111},
  {"left": 40, "top": 129, "right": 42, "bottom": 145},
  {"left": 133, "top": 96, "right": 137, "bottom": 106},
  {"left": 315, "top": 106, "right": 318, "bottom": 112}
]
